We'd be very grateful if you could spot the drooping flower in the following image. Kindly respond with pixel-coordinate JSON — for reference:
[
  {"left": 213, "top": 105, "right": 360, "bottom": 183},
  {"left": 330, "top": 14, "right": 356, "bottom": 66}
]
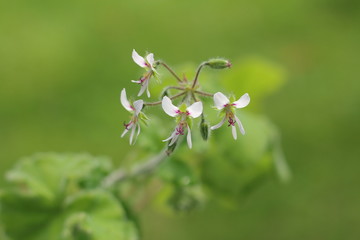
[
  {"left": 120, "top": 88, "right": 145, "bottom": 145},
  {"left": 210, "top": 92, "right": 250, "bottom": 140},
  {"left": 162, "top": 96, "right": 203, "bottom": 149},
  {"left": 131, "top": 49, "right": 158, "bottom": 98}
]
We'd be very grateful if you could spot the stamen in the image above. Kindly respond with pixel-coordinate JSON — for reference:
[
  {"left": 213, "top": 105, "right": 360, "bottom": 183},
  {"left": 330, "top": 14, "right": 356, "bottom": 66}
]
[
  {"left": 224, "top": 103, "right": 236, "bottom": 107},
  {"left": 175, "top": 126, "right": 185, "bottom": 135},
  {"left": 124, "top": 121, "right": 132, "bottom": 130},
  {"left": 227, "top": 117, "right": 236, "bottom": 127}
]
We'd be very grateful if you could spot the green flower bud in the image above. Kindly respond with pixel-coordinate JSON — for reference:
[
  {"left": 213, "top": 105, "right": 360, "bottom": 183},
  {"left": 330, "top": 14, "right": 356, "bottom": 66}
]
[
  {"left": 200, "top": 118, "right": 209, "bottom": 141},
  {"left": 167, "top": 141, "right": 177, "bottom": 155},
  {"left": 161, "top": 89, "right": 169, "bottom": 98},
  {"left": 206, "top": 58, "right": 232, "bottom": 69}
]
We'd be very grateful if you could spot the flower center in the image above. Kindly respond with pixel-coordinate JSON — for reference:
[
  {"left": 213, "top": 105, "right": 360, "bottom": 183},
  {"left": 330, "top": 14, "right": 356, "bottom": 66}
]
[
  {"left": 224, "top": 103, "right": 236, "bottom": 108},
  {"left": 175, "top": 110, "right": 190, "bottom": 116}
]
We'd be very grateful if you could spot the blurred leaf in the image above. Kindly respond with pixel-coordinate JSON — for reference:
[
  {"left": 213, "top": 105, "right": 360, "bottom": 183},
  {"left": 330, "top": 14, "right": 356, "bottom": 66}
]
[
  {"left": 0, "top": 153, "right": 139, "bottom": 240},
  {"left": 62, "top": 190, "right": 139, "bottom": 240},
  {"left": 154, "top": 158, "right": 206, "bottom": 213},
  {"left": 221, "top": 57, "right": 287, "bottom": 109},
  {"left": 4, "top": 153, "right": 112, "bottom": 202},
  {"left": 157, "top": 158, "right": 196, "bottom": 186},
  {"left": 198, "top": 112, "right": 290, "bottom": 206},
  {"left": 167, "top": 185, "right": 206, "bottom": 212}
]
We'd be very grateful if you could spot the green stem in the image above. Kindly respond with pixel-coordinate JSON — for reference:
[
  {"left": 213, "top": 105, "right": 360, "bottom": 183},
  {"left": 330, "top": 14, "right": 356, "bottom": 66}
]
[
  {"left": 144, "top": 91, "right": 186, "bottom": 106},
  {"left": 158, "top": 61, "right": 183, "bottom": 83},
  {"left": 194, "top": 90, "right": 213, "bottom": 97},
  {"left": 164, "top": 86, "right": 185, "bottom": 91},
  {"left": 102, "top": 149, "right": 169, "bottom": 188},
  {"left": 192, "top": 62, "right": 206, "bottom": 88}
]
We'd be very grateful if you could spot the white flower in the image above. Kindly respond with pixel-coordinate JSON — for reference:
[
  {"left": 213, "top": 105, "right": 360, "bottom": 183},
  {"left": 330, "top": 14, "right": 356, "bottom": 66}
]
[
  {"left": 161, "top": 96, "right": 203, "bottom": 149},
  {"left": 131, "top": 49, "right": 158, "bottom": 98},
  {"left": 120, "top": 88, "right": 144, "bottom": 145},
  {"left": 211, "top": 92, "right": 250, "bottom": 140}
]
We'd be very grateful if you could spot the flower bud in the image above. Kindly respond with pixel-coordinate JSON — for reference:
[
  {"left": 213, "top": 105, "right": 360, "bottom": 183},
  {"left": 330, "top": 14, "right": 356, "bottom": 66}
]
[
  {"left": 166, "top": 141, "right": 177, "bottom": 155},
  {"left": 200, "top": 118, "right": 209, "bottom": 141},
  {"left": 206, "top": 58, "right": 232, "bottom": 69},
  {"left": 161, "top": 89, "right": 169, "bottom": 98}
]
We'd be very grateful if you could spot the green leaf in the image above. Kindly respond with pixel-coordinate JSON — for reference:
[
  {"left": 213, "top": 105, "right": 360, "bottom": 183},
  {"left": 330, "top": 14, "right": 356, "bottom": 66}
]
[
  {"left": 4, "top": 153, "right": 112, "bottom": 203},
  {"left": 154, "top": 159, "right": 206, "bottom": 213},
  {"left": 62, "top": 190, "right": 139, "bottom": 240},
  {"left": 157, "top": 158, "right": 196, "bottom": 187},
  {"left": 199, "top": 112, "right": 291, "bottom": 205},
  {"left": 0, "top": 153, "right": 139, "bottom": 240}
]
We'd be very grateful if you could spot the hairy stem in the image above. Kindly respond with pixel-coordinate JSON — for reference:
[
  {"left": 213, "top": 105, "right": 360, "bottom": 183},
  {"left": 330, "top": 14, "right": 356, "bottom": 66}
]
[
  {"left": 164, "top": 86, "right": 185, "bottom": 91},
  {"left": 102, "top": 149, "right": 169, "bottom": 188},
  {"left": 144, "top": 91, "right": 186, "bottom": 106},
  {"left": 195, "top": 90, "right": 214, "bottom": 97},
  {"left": 191, "top": 92, "right": 199, "bottom": 102},
  {"left": 159, "top": 61, "right": 183, "bottom": 83},
  {"left": 192, "top": 62, "right": 206, "bottom": 88}
]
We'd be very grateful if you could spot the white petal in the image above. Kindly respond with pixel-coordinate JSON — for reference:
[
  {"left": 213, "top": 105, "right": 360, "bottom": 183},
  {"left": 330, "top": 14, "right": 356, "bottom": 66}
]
[
  {"left": 133, "top": 100, "right": 143, "bottom": 115},
  {"left": 129, "top": 125, "right": 136, "bottom": 145},
  {"left": 137, "top": 82, "right": 148, "bottom": 97},
  {"left": 137, "top": 123, "right": 141, "bottom": 137},
  {"left": 132, "top": 49, "right": 147, "bottom": 68},
  {"left": 162, "top": 96, "right": 179, "bottom": 117},
  {"left": 187, "top": 126, "right": 192, "bottom": 149},
  {"left": 231, "top": 125, "right": 237, "bottom": 140},
  {"left": 131, "top": 80, "right": 142, "bottom": 84},
  {"left": 213, "top": 92, "right": 230, "bottom": 109},
  {"left": 187, "top": 101, "right": 203, "bottom": 118},
  {"left": 144, "top": 79, "right": 150, "bottom": 97},
  {"left": 120, "top": 88, "right": 133, "bottom": 112},
  {"left": 169, "top": 134, "right": 179, "bottom": 146},
  {"left": 146, "top": 53, "right": 155, "bottom": 66},
  {"left": 121, "top": 128, "right": 129, "bottom": 138},
  {"left": 146, "top": 85, "right": 150, "bottom": 98},
  {"left": 234, "top": 115, "right": 245, "bottom": 135},
  {"left": 163, "top": 129, "right": 176, "bottom": 142},
  {"left": 233, "top": 93, "right": 250, "bottom": 108},
  {"left": 210, "top": 116, "right": 226, "bottom": 130}
]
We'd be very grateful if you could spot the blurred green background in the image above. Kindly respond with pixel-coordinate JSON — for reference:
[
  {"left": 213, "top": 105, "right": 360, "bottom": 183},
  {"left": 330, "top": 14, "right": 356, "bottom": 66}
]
[{"left": 1, "top": 0, "right": 359, "bottom": 239}]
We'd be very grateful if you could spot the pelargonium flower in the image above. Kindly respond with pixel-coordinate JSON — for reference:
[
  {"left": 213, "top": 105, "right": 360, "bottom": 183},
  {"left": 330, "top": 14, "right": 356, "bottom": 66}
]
[
  {"left": 162, "top": 96, "right": 203, "bottom": 149},
  {"left": 120, "top": 88, "right": 146, "bottom": 145},
  {"left": 131, "top": 49, "right": 158, "bottom": 98},
  {"left": 210, "top": 92, "right": 250, "bottom": 140}
]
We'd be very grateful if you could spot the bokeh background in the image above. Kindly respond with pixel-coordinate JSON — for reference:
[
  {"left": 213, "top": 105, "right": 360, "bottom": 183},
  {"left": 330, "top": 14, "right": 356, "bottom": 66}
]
[{"left": 1, "top": 0, "right": 359, "bottom": 239}]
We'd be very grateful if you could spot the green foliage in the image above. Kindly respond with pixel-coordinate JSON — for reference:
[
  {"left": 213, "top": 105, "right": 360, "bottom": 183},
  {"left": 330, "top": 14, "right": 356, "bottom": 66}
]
[
  {"left": 201, "top": 112, "right": 290, "bottom": 205},
  {"left": 0, "top": 153, "right": 139, "bottom": 240},
  {"left": 221, "top": 57, "right": 287, "bottom": 109},
  {"left": 155, "top": 159, "right": 206, "bottom": 213}
]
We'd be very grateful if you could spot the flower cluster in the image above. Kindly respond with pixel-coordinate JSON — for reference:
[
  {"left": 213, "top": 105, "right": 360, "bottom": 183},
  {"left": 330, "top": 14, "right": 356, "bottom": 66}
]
[{"left": 120, "top": 49, "right": 250, "bottom": 151}]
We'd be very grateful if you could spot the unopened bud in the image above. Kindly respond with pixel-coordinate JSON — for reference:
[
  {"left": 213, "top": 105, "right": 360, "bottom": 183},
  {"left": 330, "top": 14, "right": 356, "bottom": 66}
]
[
  {"left": 206, "top": 58, "right": 232, "bottom": 69},
  {"left": 200, "top": 118, "right": 209, "bottom": 141},
  {"left": 167, "top": 141, "right": 177, "bottom": 155},
  {"left": 161, "top": 89, "right": 169, "bottom": 98}
]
